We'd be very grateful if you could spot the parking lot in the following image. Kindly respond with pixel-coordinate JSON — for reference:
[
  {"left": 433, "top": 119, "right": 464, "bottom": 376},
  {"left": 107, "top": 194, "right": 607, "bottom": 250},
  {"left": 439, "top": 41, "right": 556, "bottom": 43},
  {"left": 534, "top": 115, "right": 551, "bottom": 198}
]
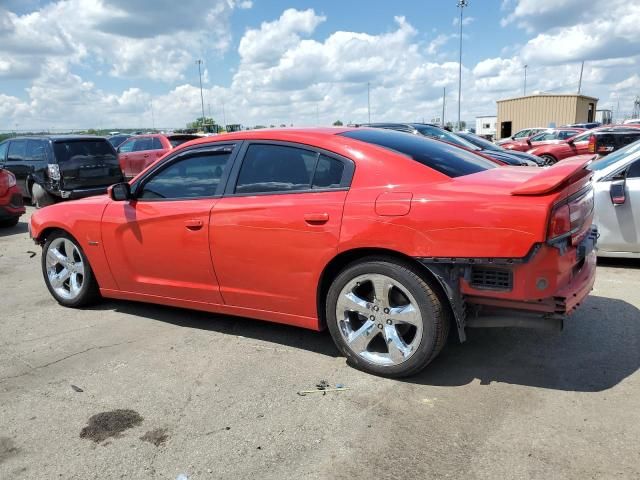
[{"left": 0, "top": 207, "right": 638, "bottom": 479}]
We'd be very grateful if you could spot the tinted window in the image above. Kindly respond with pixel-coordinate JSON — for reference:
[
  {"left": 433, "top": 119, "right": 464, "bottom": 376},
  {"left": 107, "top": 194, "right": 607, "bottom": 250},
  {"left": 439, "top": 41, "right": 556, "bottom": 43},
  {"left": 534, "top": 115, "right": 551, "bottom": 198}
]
[
  {"left": 118, "top": 139, "right": 135, "bottom": 153},
  {"left": 133, "top": 137, "right": 152, "bottom": 152},
  {"left": 456, "top": 132, "right": 501, "bottom": 151},
  {"left": 627, "top": 160, "right": 640, "bottom": 179},
  {"left": 53, "top": 140, "right": 116, "bottom": 164},
  {"left": 152, "top": 137, "right": 164, "bottom": 150},
  {"left": 108, "top": 135, "right": 130, "bottom": 147},
  {"left": 7, "top": 140, "right": 26, "bottom": 162},
  {"left": 590, "top": 140, "right": 640, "bottom": 171},
  {"left": 26, "top": 139, "right": 47, "bottom": 162},
  {"left": 340, "top": 129, "right": 497, "bottom": 178},
  {"left": 513, "top": 130, "right": 530, "bottom": 139},
  {"left": 313, "top": 155, "right": 344, "bottom": 188},
  {"left": 169, "top": 136, "right": 200, "bottom": 148},
  {"left": 235, "top": 144, "right": 317, "bottom": 193},
  {"left": 411, "top": 125, "right": 480, "bottom": 150},
  {"left": 0, "top": 141, "right": 7, "bottom": 161},
  {"left": 559, "top": 130, "right": 580, "bottom": 139},
  {"left": 139, "top": 152, "right": 230, "bottom": 199}
]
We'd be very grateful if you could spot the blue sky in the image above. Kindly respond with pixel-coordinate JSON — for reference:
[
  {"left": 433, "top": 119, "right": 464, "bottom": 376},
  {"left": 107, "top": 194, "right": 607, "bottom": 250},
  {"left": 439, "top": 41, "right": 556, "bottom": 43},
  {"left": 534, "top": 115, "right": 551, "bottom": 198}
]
[{"left": 0, "top": 0, "right": 638, "bottom": 129}]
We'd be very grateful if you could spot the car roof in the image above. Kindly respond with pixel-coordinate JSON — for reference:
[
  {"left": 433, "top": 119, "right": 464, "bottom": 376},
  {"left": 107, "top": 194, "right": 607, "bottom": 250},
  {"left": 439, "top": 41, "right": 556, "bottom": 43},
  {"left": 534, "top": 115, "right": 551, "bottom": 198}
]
[{"left": 8, "top": 135, "right": 108, "bottom": 142}]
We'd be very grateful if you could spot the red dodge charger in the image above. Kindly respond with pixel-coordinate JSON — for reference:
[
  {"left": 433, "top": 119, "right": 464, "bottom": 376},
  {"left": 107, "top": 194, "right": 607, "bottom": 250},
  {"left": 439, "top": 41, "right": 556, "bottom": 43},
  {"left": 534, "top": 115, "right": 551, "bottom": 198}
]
[{"left": 30, "top": 128, "right": 597, "bottom": 377}]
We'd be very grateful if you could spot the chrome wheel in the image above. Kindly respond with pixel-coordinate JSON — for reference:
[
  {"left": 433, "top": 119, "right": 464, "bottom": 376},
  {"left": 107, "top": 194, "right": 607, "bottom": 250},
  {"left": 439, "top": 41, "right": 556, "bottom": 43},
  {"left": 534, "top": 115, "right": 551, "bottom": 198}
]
[
  {"left": 540, "top": 155, "right": 556, "bottom": 166},
  {"left": 45, "top": 237, "right": 85, "bottom": 300},
  {"left": 335, "top": 273, "right": 424, "bottom": 366}
]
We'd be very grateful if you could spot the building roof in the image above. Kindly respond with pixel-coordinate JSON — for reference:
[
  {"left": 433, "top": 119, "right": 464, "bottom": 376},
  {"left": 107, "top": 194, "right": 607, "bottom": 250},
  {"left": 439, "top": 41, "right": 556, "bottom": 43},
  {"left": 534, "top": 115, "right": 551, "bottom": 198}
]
[{"left": 497, "top": 93, "right": 599, "bottom": 103}]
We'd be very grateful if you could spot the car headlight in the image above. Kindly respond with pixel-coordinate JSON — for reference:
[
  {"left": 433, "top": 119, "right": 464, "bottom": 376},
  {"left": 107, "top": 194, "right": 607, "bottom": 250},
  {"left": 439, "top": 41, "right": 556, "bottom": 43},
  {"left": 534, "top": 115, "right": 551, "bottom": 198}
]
[{"left": 6, "top": 171, "right": 16, "bottom": 187}]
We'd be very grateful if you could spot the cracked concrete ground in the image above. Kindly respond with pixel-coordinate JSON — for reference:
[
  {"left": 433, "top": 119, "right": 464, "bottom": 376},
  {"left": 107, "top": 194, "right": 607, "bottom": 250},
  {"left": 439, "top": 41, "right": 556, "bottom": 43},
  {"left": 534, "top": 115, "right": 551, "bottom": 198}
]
[{"left": 1, "top": 208, "right": 639, "bottom": 479}]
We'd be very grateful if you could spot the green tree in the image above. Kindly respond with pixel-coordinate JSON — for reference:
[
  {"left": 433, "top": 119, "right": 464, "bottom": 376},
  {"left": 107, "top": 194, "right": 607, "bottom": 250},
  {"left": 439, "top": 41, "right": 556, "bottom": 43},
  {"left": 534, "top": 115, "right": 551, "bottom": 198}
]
[
  {"left": 333, "top": 120, "right": 343, "bottom": 126},
  {"left": 187, "top": 117, "right": 217, "bottom": 132}
]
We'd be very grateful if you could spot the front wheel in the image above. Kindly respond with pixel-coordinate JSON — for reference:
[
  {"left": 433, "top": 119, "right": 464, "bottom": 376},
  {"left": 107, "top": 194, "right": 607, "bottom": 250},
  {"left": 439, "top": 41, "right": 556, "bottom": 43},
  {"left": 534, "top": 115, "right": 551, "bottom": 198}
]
[
  {"left": 42, "top": 232, "right": 100, "bottom": 307},
  {"left": 326, "top": 258, "right": 449, "bottom": 377},
  {"left": 31, "top": 183, "right": 56, "bottom": 208}
]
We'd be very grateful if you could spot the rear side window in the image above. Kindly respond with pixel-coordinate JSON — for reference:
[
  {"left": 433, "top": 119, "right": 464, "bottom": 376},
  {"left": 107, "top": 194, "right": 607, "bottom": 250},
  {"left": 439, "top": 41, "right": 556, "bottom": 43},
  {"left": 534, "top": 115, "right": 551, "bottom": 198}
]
[
  {"left": 340, "top": 129, "right": 496, "bottom": 178},
  {"left": 0, "top": 141, "right": 8, "bottom": 161},
  {"left": 53, "top": 140, "right": 116, "bottom": 163},
  {"left": 7, "top": 140, "right": 26, "bottom": 162},
  {"left": 133, "top": 138, "right": 152, "bottom": 152},
  {"left": 313, "top": 155, "right": 344, "bottom": 188},
  {"left": 235, "top": 144, "right": 316, "bottom": 193},
  {"left": 169, "top": 136, "right": 199, "bottom": 148},
  {"left": 152, "top": 138, "right": 164, "bottom": 150},
  {"left": 26, "top": 139, "right": 47, "bottom": 162},
  {"left": 139, "top": 152, "right": 231, "bottom": 199}
]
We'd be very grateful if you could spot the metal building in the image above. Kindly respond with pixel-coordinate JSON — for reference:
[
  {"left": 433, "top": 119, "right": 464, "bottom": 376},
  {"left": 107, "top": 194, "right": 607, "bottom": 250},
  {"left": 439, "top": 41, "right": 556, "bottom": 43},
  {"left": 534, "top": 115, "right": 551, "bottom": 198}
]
[{"left": 496, "top": 94, "right": 598, "bottom": 139}]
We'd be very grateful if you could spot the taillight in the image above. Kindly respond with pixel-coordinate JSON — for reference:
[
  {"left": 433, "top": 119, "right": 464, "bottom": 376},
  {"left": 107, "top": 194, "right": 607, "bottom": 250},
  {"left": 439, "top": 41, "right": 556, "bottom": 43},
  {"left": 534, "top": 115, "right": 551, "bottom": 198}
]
[
  {"left": 548, "top": 204, "right": 571, "bottom": 241},
  {"left": 47, "top": 163, "right": 60, "bottom": 180},
  {"left": 587, "top": 135, "right": 596, "bottom": 154},
  {"left": 547, "top": 187, "right": 594, "bottom": 245}
]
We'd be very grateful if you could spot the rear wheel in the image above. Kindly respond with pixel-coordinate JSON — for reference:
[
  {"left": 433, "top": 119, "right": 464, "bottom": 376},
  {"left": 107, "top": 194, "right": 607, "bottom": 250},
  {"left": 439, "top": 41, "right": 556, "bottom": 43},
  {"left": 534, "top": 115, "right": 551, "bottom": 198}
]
[
  {"left": 326, "top": 258, "right": 448, "bottom": 377},
  {"left": 42, "top": 231, "right": 100, "bottom": 307},
  {"left": 31, "top": 183, "right": 56, "bottom": 209},
  {"left": 540, "top": 154, "right": 557, "bottom": 166}
]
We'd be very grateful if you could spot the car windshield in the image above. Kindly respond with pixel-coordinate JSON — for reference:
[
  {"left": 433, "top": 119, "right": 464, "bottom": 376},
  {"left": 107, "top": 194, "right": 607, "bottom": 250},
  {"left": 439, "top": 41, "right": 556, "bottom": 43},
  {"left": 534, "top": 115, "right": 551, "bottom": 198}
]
[
  {"left": 530, "top": 130, "right": 571, "bottom": 141},
  {"left": 340, "top": 128, "right": 497, "bottom": 178},
  {"left": 411, "top": 125, "right": 480, "bottom": 150},
  {"left": 590, "top": 139, "right": 640, "bottom": 171},
  {"left": 53, "top": 140, "right": 116, "bottom": 163},
  {"left": 456, "top": 132, "right": 502, "bottom": 151}
]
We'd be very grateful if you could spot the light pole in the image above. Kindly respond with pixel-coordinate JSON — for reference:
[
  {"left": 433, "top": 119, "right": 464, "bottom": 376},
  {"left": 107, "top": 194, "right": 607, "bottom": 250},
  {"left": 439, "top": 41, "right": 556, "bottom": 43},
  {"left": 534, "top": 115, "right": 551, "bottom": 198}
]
[
  {"left": 195, "top": 60, "right": 206, "bottom": 129},
  {"left": 523, "top": 64, "right": 528, "bottom": 96},
  {"left": 367, "top": 82, "right": 371, "bottom": 123},
  {"left": 457, "top": 0, "right": 468, "bottom": 131}
]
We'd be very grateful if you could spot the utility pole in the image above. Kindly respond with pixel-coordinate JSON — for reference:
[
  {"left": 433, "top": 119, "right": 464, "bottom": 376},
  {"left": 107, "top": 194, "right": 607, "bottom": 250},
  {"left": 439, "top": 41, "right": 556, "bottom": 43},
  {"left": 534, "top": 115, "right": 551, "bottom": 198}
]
[
  {"left": 195, "top": 59, "right": 206, "bottom": 128},
  {"left": 367, "top": 82, "right": 371, "bottom": 123},
  {"left": 222, "top": 100, "right": 227, "bottom": 129},
  {"left": 577, "top": 61, "right": 584, "bottom": 94},
  {"left": 523, "top": 64, "right": 528, "bottom": 96},
  {"left": 442, "top": 87, "right": 446, "bottom": 127},
  {"left": 457, "top": 0, "right": 468, "bottom": 131},
  {"left": 150, "top": 100, "right": 155, "bottom": 131}
]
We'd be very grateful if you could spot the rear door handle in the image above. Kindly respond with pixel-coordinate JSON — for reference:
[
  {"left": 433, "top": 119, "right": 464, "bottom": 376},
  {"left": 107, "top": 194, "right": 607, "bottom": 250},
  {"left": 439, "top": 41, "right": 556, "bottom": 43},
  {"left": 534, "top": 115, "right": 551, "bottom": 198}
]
[
  {"left": 143, "top": 154, "right": 149, "bottom": 158},
  {"left": 184, "top": 219, "right": 203, "bottom": 230},
  {"left": 304, "top": 213, "right": 329, "bottom": 224}
]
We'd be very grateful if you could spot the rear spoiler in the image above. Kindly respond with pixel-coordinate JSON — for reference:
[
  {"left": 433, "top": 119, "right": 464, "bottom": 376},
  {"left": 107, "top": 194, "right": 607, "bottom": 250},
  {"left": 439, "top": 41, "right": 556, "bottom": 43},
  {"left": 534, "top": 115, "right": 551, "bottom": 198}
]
[{"left": 511, "top": 157, "right": 594, "bottom": 196}]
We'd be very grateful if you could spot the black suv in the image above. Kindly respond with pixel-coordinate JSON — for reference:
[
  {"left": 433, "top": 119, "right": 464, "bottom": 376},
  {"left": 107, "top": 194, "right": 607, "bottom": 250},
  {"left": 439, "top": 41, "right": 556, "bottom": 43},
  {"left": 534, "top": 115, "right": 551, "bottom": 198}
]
[{"left": 0, "top": 135, "right": 123, "bottom": 207}]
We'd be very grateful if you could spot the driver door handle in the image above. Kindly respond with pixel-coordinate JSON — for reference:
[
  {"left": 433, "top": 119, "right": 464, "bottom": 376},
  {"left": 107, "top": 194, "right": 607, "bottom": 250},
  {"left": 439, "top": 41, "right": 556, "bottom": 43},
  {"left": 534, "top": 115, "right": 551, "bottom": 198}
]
[
  {"left": 304, "top": 213, "right": 329, "bottom": 224},
  {"left": 184, "top": 219, "right": 203, "bottom": 230}
]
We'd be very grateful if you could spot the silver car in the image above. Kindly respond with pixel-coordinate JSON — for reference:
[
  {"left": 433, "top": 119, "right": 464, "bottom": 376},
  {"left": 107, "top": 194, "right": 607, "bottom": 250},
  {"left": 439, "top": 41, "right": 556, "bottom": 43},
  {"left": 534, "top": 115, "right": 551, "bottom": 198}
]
[{"left": 591, "top": 140, "right": 640, "bottom": 258}]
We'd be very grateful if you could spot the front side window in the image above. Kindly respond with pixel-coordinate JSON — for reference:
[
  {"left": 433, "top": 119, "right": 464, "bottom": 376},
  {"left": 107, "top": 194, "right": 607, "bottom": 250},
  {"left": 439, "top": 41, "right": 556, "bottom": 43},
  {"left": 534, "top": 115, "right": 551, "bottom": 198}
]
[
  {"left": 118, "top": 139, "right": 135, "bottom": 153},
  {"left": 7, "top": 140, "right": 26, "bottom": 162},
  {"left": 513, "top": 130, "right": 529, "bottom": 139},
  {"left": 235, "top": 144, "right": 319, "bottom": 194},
  {"left": 139, "top": 152, "right": 231, "bottom": 199},
  {"left": 0, "top": 141, "right": 8, "bottom": 161}
]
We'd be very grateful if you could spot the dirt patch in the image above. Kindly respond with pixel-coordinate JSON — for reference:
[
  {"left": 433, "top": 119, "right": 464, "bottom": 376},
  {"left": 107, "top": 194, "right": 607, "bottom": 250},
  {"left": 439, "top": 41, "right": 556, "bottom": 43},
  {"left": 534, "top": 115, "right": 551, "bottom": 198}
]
[
  {"left": 140, "top": 428, "right": 169, "bottom": 447},
  {"left": 0, "top": 437, "right": 19, "bottom": 464},
  {"left": 80, "top": 409, "right": 143, "bottom": 443}
]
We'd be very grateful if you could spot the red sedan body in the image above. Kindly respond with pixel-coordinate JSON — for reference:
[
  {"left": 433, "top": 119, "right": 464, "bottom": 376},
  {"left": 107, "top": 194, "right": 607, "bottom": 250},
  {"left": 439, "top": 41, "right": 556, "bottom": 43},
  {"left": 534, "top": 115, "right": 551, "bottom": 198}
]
[
  {"left": 29, "top": 128, "right": 597, "bottom": 376},
  {"left": 117, "top": 133, "right": 200, "bottom": 178},
  {"left": 500, "top": 128, "right": 585, "bottom": 152},
  {"left": 0, "top": 168, "right": 25, "bottom": 227}
]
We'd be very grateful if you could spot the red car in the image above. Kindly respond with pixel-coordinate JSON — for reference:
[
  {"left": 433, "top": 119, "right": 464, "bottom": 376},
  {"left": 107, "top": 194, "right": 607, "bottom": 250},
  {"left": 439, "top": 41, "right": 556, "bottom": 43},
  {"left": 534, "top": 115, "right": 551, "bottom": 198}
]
[
  {"left": 496, "top": 127, "right": 546, "bottom": 146},
  {"left": 0, "top": 168, "right": 26, "bottom": 227},
  {"left": 500, "top": 128, "right": 585, "bottom": 153},
  {"left": 527, "top": 126, "right": 640, "bottom": 165},
  {"left": 30, "top": 128, "right": 597, "bottom": 377},
  {"left": 117, "top": 133, "right": 200, "bottom": 178}
]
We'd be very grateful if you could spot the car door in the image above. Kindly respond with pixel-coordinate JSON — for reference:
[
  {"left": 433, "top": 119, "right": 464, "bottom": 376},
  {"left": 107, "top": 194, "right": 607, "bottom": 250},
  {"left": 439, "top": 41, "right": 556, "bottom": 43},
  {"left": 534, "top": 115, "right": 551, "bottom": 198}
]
[
  {"left": 595, "top": 158, "right": 640, "bottom": 254},
  {"left": 101, "top": 145, "right": 237, "bottom": 303},
  {"left": 117, "top": 138, "right": 136, "bottom": 177},
  {"left": 210, "top": 142, "right": 353, "bottom": 320},
  {"left": 129, "top": 137, "right": 153, "bottom": 176},
  {"left": 5, "top": 140, "right": 29, "bottom": 195}
]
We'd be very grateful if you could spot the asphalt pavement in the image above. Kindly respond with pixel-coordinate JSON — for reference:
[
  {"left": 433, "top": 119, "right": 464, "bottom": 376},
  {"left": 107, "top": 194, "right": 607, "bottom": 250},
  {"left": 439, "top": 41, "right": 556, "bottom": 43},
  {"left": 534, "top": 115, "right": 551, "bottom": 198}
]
[{"left": 1, "top": 208, "right": 639, "bottom": 479}]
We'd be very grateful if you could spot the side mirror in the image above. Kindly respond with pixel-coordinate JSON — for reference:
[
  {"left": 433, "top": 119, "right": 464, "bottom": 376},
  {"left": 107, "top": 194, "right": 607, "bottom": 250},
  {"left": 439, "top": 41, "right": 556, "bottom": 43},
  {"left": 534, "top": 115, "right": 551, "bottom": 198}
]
[
  {"left": 567, "top": 139, "right": 574, "bottom": 146},
  {"left": 610, "top": 179, "right": 626, "bottom": 205},
  {"left": 108, "top": 182, "right": 131, "bottom": 201},
  {"left": 526, "top": 139, "right": 532, "bottom": 146}
]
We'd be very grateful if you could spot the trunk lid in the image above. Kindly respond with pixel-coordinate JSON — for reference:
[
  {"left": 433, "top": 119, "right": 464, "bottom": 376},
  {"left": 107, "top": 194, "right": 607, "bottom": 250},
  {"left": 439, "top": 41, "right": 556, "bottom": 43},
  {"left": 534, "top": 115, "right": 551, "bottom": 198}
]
[{"left": 53, "top": 139, "right": 123, "bottom": 190}]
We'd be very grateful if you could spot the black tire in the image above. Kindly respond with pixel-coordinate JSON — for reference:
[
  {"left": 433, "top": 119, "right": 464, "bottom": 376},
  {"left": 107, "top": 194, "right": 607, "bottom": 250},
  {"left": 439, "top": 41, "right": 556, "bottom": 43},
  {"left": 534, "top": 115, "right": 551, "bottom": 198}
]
[
  {"left": 540, "top": 154, "right": 557, "bottom": 166},
  {"left": 31, "top": 183, "right": 56, "bottom": 209},
  {"left": 0, "top": 217, "right": 19, "bottom": 227},
  {"left": 41, "top": 231, "right": 101, "bottom": 308},
  {"left": 326, "top": 257, "right": 449, "bottom": 378}
]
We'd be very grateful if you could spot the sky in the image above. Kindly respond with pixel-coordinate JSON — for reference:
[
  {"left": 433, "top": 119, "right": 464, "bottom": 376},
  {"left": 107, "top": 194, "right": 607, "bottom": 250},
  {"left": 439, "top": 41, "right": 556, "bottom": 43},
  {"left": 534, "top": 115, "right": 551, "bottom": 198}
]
[{"left": 0, "top": 0, "right": 639, "bottom": 131}]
